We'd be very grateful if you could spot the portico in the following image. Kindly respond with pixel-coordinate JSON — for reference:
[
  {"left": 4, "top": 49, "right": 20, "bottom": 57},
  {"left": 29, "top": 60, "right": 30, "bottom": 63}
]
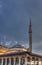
[{"left": 0, "top": 53, "right": 42, "bottom": 65}]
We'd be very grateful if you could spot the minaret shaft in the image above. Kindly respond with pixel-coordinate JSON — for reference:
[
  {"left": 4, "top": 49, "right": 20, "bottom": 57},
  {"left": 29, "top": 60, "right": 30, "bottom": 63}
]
[{"left": 29, "top": 19, "right": 32, "bottom": 52}]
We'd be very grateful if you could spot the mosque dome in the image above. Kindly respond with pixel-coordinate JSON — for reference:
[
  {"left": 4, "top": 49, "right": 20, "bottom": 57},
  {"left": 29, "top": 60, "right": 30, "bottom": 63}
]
[
  {"left": 12, "top": 44, "right": 25, "bottom": 48},
  {"left": 8, "top": 44, "right": 27, "bottom": 52}
]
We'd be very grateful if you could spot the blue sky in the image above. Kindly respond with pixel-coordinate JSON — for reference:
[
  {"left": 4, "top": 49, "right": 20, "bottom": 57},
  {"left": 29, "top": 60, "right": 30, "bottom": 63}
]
[{"left": 0, "top": 0, "right": 42, "bottom": 55}]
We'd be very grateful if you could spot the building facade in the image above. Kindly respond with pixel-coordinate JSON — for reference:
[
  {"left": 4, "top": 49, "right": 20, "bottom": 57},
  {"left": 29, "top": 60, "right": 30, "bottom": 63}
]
[{"left": 0, "top": 20, "right": 42, "bottom": 65}]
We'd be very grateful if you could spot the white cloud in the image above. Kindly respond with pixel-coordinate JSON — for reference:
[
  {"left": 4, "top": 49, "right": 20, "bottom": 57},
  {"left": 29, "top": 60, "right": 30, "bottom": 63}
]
[
  {"left": 5, "top": 41, "right": 12, "bottom": 46},
  {"left": 14, "top": 41, "right": 18, "bottom": 44}
]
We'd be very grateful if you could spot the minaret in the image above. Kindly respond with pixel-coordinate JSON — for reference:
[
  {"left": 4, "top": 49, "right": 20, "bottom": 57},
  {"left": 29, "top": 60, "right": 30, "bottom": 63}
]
[{"left": 29, "top": 18, "right": 32, "bottom": 53}]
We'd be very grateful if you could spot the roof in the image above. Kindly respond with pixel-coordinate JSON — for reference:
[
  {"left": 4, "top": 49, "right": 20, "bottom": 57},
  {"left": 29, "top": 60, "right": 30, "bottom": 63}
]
[
  {"left": 0, "top": 44, "right": 27, "bottom": 54},
  {"left": 0, "top": 51, "right": 42, "bottom": 58},
  {"left": 0, "top": 45, "right": 42, "bottom": 58},
  {"left": 30, "top": 53, "right": 42, "bottom": 58},
  {"left": 0, "top": 51, "right": 30, "bottom": 57}
]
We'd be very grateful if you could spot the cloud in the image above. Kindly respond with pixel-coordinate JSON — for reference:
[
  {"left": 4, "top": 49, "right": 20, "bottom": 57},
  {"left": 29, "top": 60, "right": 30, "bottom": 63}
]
[
  {"left": 5, "top": 41, "right": 11, "bottom": 46},
  {"left": 13, "top": 40, "right": 18, "bottom": 44}
]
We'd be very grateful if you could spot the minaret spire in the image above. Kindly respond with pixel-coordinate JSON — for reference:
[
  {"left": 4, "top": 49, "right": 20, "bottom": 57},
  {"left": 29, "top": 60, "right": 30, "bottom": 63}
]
[{"left": 29, "top": 18, "right": 32, "bottom": 52}]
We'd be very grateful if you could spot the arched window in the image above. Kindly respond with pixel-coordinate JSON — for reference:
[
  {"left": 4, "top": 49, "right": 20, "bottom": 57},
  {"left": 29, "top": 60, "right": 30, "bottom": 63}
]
[
  {"left": 27, "top": 57, "right": 30, "bottom": 62},
  {"left": 36, "top": 58, "right": 39, "bottom": 61},
  {"left": 32, "top": 57, "right": 35, "bottom": 61}
]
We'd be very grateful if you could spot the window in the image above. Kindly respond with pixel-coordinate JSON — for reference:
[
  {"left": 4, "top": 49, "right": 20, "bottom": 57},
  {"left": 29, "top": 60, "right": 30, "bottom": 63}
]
[{"left": 27, "top": 57, "right": 30, "bottom": 62}]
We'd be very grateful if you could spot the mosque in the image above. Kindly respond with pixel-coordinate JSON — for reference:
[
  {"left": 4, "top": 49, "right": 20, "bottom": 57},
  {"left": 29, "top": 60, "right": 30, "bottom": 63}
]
[{"left": 0, "top": 19, "right": 42, "bottom": 65}]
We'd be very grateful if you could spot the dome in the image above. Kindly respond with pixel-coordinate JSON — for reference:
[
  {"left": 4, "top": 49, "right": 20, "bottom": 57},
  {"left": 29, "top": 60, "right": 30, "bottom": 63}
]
[
  {"left": 9, "top": 44, "right": 27, "bottom": 52},
  {"left": 12, "top": 44, "right": 25, "bottom": 48}
]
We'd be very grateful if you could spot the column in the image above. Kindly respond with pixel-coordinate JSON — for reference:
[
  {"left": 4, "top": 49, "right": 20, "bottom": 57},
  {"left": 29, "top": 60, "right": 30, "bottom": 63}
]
[
  {"left": 40, "top": 59, "right": 42, "bottom": 65},
  {"left": 5, "top": 58, "right": 7, "bottom": 65},
  {"left": 34, "top": 57, "right": 36, "bottom": 65},
  {"left": 39, "top": 58, "right": 41, "bottom": 65},
  {"left": 30, "top": 57, "right": 32, "bottom": 65},
  {"left": 1, "top": 58, "right": 3, "bottom": 65},
  {"left": 31, "top": 57, "right": 35, "bottom": 65},
  {"left": 41, "top": 59, "right": 42, "bottom": 65},
  {"left": 35, "top": 57, "right": 37, "bottom": 65},
  {"left": 9, "top": 58, "right": 11, "bottom": 65},
  {"left": 25, "top": 57, "right": 27, "bottom": 65},
  {"left": 14, "top": 58, "right": 15, "bottom": 65},
  {"left": 19, "top": 57, "right": 21, "bottom": 65},
  {"left": 35, "top": 58, "right": 39, "bottom": 65},
  {"left": 32, "top": 59, "right": 35, "bottom": 65}
]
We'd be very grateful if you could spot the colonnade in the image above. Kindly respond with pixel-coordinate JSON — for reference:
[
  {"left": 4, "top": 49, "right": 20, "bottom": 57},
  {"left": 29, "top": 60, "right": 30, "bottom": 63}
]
[
  {"left": 0, "top": 57, "right": 27, "bottom": 65},
  {"left": 0, "top": 56, "right": 42, "bottom": 65}
]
